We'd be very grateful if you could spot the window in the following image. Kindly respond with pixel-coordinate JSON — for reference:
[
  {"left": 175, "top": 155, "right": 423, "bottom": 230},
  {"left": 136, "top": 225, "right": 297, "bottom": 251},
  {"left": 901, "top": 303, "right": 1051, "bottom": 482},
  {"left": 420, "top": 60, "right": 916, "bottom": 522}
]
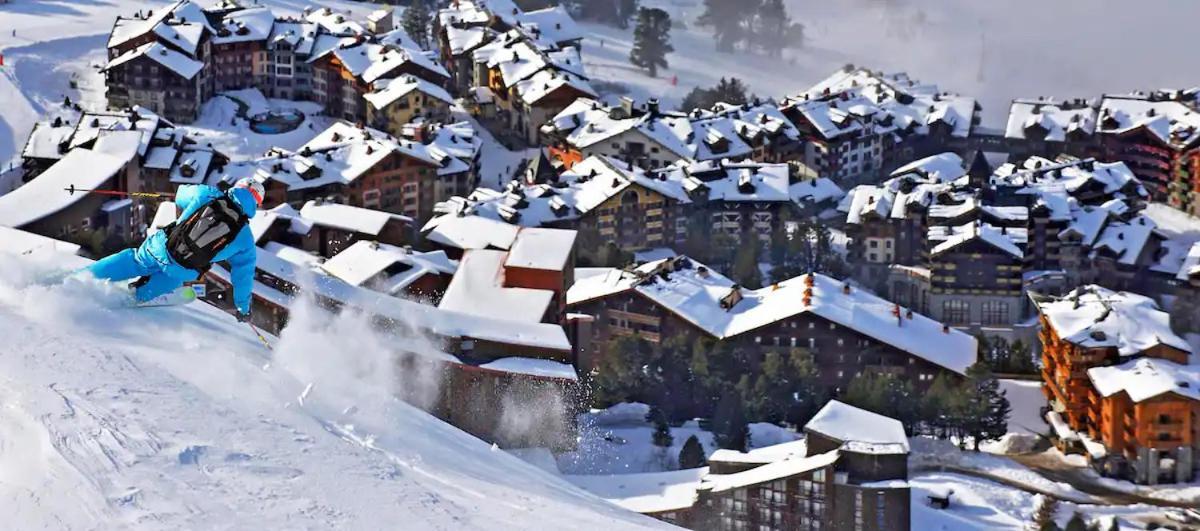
[
  {"left": 837, "top": 338, "right": 844, "bottom": 347},
  {"left": 942, "top": 300, "right": 970, "bottom": 324},
  {"left": 981, "top": 301, "right": 1009, "bottom": 326},
  {"left": 808, "top": 338, "right": 816, "bottom": 349}
]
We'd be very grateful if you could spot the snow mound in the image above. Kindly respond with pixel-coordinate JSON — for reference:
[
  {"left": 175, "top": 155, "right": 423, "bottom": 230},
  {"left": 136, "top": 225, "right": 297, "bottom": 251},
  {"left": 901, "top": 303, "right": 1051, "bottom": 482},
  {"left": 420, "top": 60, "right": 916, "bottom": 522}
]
[{"left": 0, "top": 248, "right": 665, "bottom": 529}]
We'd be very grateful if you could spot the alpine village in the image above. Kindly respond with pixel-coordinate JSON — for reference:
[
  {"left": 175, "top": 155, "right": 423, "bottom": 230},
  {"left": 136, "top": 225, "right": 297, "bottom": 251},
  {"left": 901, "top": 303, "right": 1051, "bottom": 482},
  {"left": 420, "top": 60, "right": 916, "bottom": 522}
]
[{"left": 3, "top": 1, "right": 1200, "bottom": 530}]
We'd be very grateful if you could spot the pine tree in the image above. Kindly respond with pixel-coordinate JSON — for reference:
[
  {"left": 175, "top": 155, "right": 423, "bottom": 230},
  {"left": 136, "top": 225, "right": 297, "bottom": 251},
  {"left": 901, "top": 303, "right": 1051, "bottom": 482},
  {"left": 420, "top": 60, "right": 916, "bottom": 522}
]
[
  {"left": 628, "top": 8, "right": 673, "bottom": 77},
  {"left": 1029, "top": 495, "right": 1060, "bottom": 531},
  {"left": 401, "top": 2, "right": 432, "bottom": 49},
  {"left": 962, "top": 361, "right": 1011, "bottom": 450},
  {"left": 648, "top": 406, "right": 674, "bottom": 448},
  {"left": 679, "top": 435, "right": 707, "bottom": 468},
  {"left": 711, "top": 77, "right": 750, "bottom": 105},
  {"left": 731, "top": 236, "right": 763, "bottom": 289},
  {"left": 753, "top": 0, "right": 790, "bottom": 57},
  {"left": 1064, "top": 513, "right": 1088, "bottom": 531},
  {"left": 711, "top": 391, "right": 749, "bottom": 451},
  {"left": 698, "top": 0, "right": 747, "bottom": 52}
]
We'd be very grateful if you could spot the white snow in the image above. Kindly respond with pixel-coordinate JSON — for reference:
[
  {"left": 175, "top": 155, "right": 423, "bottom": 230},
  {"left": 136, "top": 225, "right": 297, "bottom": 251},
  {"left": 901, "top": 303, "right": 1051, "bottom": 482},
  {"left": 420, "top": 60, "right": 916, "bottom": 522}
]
[
  {"left": 0, "top": 147, "right": 129, "bottom": 228},
  {"left": 1088, "top": 357, "right": 1200, "bottom": 403},
  {"left": 299, "top": 200, "right": 411, "bottom": 236},
  {"left": 565, "top": 467, "right": 708, "bottom": 514},
  {"left": 805, "top": 400, "right": 909, "bottom": 451},
  {"left": 438, "top": 249, "right": 554, "bottom": 324},
  {"left": 505, "top": 227, "right": 577, "bottom": 271},
  {"left": 1034, "top": 285, "right": 1192, "bottom": 357},
  {"left": 423, "top": 213, "right": 521, "bottom": 251},
  {"left": 703, "top": 450, "right": 839, "bottom": 493},
  {"left": 478, "top": 357, "right": 579, "bottom": 381},
  {"left": 0, "top": 244, "right": 667, "bottom": 529}
]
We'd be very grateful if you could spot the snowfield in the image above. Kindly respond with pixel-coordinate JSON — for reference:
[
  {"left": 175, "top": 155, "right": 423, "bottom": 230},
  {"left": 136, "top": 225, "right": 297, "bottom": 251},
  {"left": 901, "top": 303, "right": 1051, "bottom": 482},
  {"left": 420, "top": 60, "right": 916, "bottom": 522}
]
[{"left": 0, "top": 246, "right": 667, "bottom": 529}]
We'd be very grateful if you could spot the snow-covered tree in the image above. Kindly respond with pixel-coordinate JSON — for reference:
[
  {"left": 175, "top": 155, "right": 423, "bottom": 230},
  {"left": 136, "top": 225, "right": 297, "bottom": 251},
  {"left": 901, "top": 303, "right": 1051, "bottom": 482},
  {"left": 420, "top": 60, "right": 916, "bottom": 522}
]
[
  {"left": 1028, "top": 495, "right": 1060, "bottom": 531},
  {"left": 628, "top": 8, "right": 673, "bottom": 77}
]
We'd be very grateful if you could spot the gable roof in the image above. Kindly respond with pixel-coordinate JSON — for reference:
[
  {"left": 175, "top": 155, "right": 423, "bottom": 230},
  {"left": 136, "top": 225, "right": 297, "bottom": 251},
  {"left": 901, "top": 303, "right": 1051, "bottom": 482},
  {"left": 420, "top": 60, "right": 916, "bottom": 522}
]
[{"left": 804, "top": 400, "right": 909, "bottom": 451}]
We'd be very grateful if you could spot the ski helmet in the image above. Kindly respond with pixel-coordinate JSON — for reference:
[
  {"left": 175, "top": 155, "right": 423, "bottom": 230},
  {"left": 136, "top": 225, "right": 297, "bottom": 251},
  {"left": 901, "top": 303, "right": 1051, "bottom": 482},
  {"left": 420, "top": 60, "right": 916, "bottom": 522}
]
[{"left": 234, "top": 177, "right": 265, "bottom": 207}]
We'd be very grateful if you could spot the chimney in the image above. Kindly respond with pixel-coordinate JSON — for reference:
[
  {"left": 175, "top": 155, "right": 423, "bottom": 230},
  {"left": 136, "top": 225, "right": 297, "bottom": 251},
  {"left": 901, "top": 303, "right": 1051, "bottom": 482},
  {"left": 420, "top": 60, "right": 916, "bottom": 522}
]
[{"left": 647, "top": 98, "right": 660, "bottom": 117}]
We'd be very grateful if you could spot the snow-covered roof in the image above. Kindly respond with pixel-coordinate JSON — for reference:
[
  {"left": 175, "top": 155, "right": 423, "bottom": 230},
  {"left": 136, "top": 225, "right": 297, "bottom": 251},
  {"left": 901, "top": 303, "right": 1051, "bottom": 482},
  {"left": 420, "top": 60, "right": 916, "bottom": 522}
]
[
  {"left": 1005, "top": 99, "right": 1097, "bottom": 141},
  {"left": 70, "top": 107, "right": 165, "bottom": 156},
  {"left": 363, "top": 75, "right": 455, "bottom": 110},
  {"left": 709, "top": 440, "right": 808, "bottom": 466},
  {"left": 245, "top": 247, "right": 571, "bottom": 351},
  {"left": 422, "top": 214, "right": 521, "bottom": 251},
  {"left": 268, "top": 21, "right": 320, "bottom": 56},
  {"left": 211, "top": 6, "right": 274, "bottom": 45},
  {"left": 783, "top": 68, "right": 977, "bottom": 141},
  {"left": 654, "top": 160, "right": 843, "bottom": 207},
  {"left": 1090, "top": 215, "right": 1157, "bottom": 266},
  {"left": 438, "top": 250, "right": 554, "bottom": 324},
  {"left": 804, "top": 400, "right": 909, "bottom": 451},
  {"left": 1034, "top": 285, "right": 1192, "bottom": 356},
  {"left": 0, "top": 148, "right": 131, "bottom": 228},
  {"left": 1098, "top": 91, "right": 1200, "bottom": 150},
  {"left": 105, "top": 41, "right": 204, "bottom": 79},
  {"left": 427, "top": 156, "right": 690, "bottom": 229},
  {"left": 305, "top": 6, "right": 367, "bottom": 36},
  {"left": 891, "top": 152, "right": 966, "bottom": 183},
  {"left": 568, "top": 257, "right": 977, "bottom": 374},
  {"left": 990, "top": 157, "right": 1145, "bottom": 200},
  {"left": 838, "top": 172, "right": 951, "bottom": 224},
  {"left": 21, "top": 122, "right": 74, "bottom": 161},
  {"left": 703, "top": 450, "right": 840, "bottom": 494},
  {"left": 299, "top": 200, "right": 411, "bottom": 236},
  {"left": 929, "top": 221, "right": 1026, "bottom": 259},
  {"left": 1088, "top": 357, "right": 1200, "bottom": 403},
  {"left": 0, "top": 226, "right": 83, "bottom": 256},
  {"left": 319, "top": 240, "right": 456, "bottom": 295},
  {"left": 170, "top": 148, "right": 218, "bottom": 185},
  {"left": 107, "top": 0, "right": 212, "bottom": 50},
  {"left": 505, "top": 227, "right": 576, "bottom": 271},
  {"left": 248, "top": 203, "right": 311, "bottom": 243},
  {"left": 515, "top": 6, "right": 583, "bottom": 46},
  {"left": 565, "top": 468, "right": 707, "bottom": 514},
  {"left": 478, "top": 357, "right": 578, "bottom": 381},
  {"left": 1178, "top": 242, "right": 1200, "bottom": 281}
]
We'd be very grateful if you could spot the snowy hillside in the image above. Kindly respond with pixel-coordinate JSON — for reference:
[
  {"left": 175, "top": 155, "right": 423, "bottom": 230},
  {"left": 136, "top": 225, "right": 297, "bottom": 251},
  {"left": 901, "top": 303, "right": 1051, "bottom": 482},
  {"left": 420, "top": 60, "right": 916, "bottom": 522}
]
[{"left": 0, "top": 242, "right": 667, "bottom": 529}]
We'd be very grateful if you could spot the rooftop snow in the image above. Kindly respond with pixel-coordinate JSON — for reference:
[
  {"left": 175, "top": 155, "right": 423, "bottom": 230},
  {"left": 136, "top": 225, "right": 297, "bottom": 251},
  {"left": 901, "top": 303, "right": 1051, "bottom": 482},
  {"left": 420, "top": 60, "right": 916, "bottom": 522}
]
[
  {"left": 438, "top": 250, "right": 554, "bottom": 324},
  {"left": 505, "top": 227, "right": 576, "bottom": 271},
  {"left": 478, "top": 357, "right": 578, "bottom": 381},
  {"left": 703, "top": 450, "right": 840, "bottom": 494},
  {"left": 1178, "top": 242, "right": 1200, "bottom": 281},
  {"left": 567, "top": 257, "right": 977, "bottom": 374},
  {"left": 1088, "top": 357, "right": 1200, "bottom": 403},
  {"left": 319, "top": 240, "right": 456, "bottom": 295},
  {"left": 105, "top": 41, "right": 204, "bottom": 79},
  {"left": 805, "top": 400, "right": 909, "bottom": 450},
  {"left": 299, "top": 200, "right": 411, "bottom": 236},
  {"left": 1098, "top": 93, "right": 1200, "bottom": 150},
  {"left": 211, "top": 6, "right": 275, "bottom": 45},
  {"left": 709, "top": 439, "right": 808, "bottom": 465},
  {"left": 891, "top": 152, "right": 966, "bottom": 183},
  {"left": 21, "top": 122, "right": 73, "bottom": 161},
  {"left": 0, "top": 148, "right": 131, "bottom": 228},
  {"left": 1005, "top": 99, "right": 1097, "bottom": 141},
  {"left": 1034, "top": 285, "right": 1192, "bottom": 356},
  {"left": 565, "top": 468, "right": 708, "bottom": 514},
  {"left": 363, "top": 75, "right": 455, "bottom": 110},
  {"left": 929, "top": 221, "right": 1026, "bottom": 259},
  {"left": 422, "top": 214, "right": 521, "bottom": 251}
]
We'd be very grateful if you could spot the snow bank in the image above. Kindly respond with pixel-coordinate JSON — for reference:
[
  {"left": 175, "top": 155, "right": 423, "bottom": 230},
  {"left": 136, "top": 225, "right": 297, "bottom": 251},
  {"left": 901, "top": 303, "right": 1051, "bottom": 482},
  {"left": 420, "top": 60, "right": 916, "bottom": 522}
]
[
  {"left": 589, "top": 402, "right": 652, "bottom": 426},
  {"left": 0, "top": 248, "right": 667, "bottom": 529}
]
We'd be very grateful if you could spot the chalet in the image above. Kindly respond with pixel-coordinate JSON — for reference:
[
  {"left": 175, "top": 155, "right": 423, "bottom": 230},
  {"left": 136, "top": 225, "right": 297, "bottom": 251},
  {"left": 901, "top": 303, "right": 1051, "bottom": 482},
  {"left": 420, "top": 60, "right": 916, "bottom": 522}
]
[
  {"left": 542, "top": 97, "right": 802, "bottom": 171},
  {"left": 566, "top": 255, "right": 977, "bottom": 390},
  {"left": 1033, "top": 285, "right": 1197, "bottom": 483},
  {"left": 425, "top": 156, "right": 842, "bottom": 255},
  {"left": 1002, "top": 98, "right": 1102, "bottom": 161},
  {"left": 103, "top": 42, "right": 207, "bottom": 122},
  {"left": 0, "top": 148, "right": 137, "bottom": 252},
  {"left": 781, "top": 68, "right": 980, "bottom": 184},
  {"left": 209, "top": 5, "right": 273, "bottom": 92},
  {"left": 1096, "top": 91, "right": 1200, "bottom": 214},
  {"left": 364, "top": 75, "right": 455, "bottom": 136},
  {"left": 569, "top": 401, "right": 912, "bottom": 531}
]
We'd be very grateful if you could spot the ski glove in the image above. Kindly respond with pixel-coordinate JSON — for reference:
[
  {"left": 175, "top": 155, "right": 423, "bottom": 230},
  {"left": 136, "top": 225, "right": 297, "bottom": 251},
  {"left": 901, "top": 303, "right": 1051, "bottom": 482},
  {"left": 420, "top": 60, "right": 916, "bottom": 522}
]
[{"left": 236, "top": 311, "right": 251, "bottom": 323}]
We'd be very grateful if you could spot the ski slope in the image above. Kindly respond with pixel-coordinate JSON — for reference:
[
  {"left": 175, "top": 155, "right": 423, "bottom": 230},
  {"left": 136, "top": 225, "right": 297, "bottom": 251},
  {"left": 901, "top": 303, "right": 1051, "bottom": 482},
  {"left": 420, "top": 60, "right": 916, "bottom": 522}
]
[{"left": 0, "top": 242, "right": 667, "bottom": 530}]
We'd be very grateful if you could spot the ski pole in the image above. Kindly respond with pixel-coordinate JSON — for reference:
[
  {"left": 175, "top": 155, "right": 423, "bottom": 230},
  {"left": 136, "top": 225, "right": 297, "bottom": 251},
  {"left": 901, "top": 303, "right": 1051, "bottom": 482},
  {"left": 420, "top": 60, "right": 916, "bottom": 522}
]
[
  {"left": 246, "top": 321, "right": 274, "bottom": 352},
  {"left": 64, "top": 184, "right": 174, "bottom": 199}
]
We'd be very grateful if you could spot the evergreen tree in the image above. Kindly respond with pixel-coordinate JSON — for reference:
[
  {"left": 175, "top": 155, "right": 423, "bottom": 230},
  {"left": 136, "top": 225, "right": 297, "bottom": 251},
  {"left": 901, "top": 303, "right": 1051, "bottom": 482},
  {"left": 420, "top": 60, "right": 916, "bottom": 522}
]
[
  {"left": 616, "top": 0, "right": 639, "bottom": 28},
  {"left": 593, "top": 335, "right": 656, "bottom": 405},
  {"left": 697, "top": 0, "right": 747, "bottom": 52},
  {"left": 731, "top": 235, "right": 763, "bottom": 289},
  {"left": 921, "top": 373, "right": 961, "bottom": 438},
  {"left": 629, "top": 8, "right": 673, "bottom": 77},
  {"left": 648, "top": 406, "right": 674, "bottom": 448},
  {"left": 962, "top": 362, "right": 1011, "bottom": 450},
  {"left": 679, "top": 434, "right": 707, "bottom": 468},
  {"left": 1064, "top": 513, "right": 1088, "bottom": 531},
  {"left": 401, "top": 2, "right": 432, "bottom": 49},
  {"left": 753, "top": 0, "right": 790, "bottom": 57},
  {"left": 711, "top": 391, "right": 749, "bottom": 451},
  {"left": 1029, "top": 495, "right": 1060, "bottom": 531},
  {"left": 711, "top": 77, "right": 751, "bottom": 105}
]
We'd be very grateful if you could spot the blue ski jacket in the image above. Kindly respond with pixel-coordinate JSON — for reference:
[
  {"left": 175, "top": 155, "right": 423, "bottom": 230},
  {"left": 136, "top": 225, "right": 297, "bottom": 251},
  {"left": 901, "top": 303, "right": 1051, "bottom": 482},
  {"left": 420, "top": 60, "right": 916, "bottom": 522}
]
[{"left": 143, "top": 184, "right": 259, "bottom": 315}]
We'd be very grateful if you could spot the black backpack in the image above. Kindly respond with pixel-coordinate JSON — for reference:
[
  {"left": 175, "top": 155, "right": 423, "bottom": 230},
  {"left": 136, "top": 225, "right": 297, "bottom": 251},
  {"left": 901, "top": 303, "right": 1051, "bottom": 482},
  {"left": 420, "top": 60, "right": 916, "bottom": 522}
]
[{"left": 165, "top": 193, "right": 249, "bottom": 271}]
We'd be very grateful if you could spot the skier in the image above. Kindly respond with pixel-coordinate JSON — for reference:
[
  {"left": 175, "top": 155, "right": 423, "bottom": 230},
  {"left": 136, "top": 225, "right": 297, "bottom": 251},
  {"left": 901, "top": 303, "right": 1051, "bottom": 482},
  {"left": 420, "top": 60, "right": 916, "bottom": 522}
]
[{"left": 88, "top": 178, "right": 263, "bottom": 321}]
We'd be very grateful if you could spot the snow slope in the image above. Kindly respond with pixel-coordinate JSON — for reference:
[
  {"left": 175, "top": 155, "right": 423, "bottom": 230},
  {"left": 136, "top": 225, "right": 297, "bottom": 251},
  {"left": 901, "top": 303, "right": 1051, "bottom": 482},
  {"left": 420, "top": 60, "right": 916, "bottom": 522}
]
[{"left": 0, "top": 246, "right": 667, "bottom": 529}]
